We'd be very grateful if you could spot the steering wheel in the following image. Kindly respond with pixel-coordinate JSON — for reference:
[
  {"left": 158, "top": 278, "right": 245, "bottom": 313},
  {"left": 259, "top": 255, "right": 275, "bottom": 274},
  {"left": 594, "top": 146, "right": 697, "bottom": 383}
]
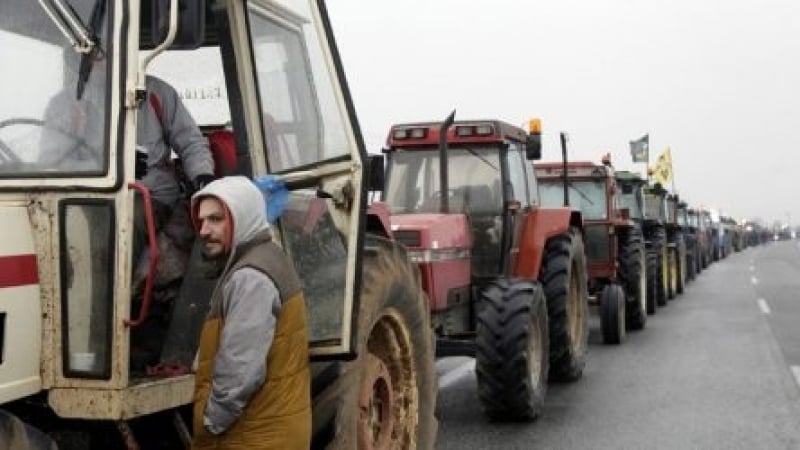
[{"left": 0, "top": 117, "right": 101, "bottom": 166}]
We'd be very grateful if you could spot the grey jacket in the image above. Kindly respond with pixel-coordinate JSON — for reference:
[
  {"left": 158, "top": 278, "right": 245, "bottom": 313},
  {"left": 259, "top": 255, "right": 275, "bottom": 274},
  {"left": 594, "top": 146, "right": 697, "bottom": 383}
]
[
  {"left": 138, "top": 75, "right": 214, "bottom": 206},
  {"left": 191, "top": 176, "right": 282, "bottom": 434}
]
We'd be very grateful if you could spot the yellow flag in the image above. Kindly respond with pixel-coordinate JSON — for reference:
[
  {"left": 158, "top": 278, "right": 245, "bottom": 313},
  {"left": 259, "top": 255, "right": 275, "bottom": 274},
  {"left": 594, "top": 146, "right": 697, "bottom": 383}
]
[{"left": 653, "top": 147, "right": 673, "bottom": 186}]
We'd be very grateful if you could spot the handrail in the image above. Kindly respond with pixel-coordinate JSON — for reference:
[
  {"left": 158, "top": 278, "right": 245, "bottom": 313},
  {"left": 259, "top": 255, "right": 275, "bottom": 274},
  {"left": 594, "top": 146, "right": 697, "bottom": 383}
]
[{"left": 125, "top": 182, "right": 159, "bottom": 327}]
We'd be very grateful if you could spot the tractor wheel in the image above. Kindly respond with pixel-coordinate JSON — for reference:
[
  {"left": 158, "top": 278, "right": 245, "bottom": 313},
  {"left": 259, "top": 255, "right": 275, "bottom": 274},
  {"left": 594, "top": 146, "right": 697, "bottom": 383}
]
[
  {"left": 599, "top": 284, "right": 626, "bottom": 345},
  {"left": 645, "top": 250, "right": 658, "bottom": 315},
  {"left": 475, "top": 279, "right": 549, "bottom": 421},
  {"left": 311, "top": 236, "right": 436, "bottom": 450},
  {"left": 619, "top": 228, "right": 647, "bottom": 330},
  {"left": 540, "top": 227, "right": 589, "bottom": 382},
  {"left": 676, "top": 235, "right": 687, "bottom": 294}
]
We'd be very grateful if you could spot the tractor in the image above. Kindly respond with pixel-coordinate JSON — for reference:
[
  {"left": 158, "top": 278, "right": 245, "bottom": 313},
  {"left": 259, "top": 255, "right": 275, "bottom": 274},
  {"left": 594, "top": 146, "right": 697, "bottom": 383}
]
[
  {"left": 0, "top": 1, "right": 436, "bottom": 448},
  {"left": 642, "top": 183, "right": 671, "bottom": 307},
  {"left": 687, "top": 207, "right": 705, "bottom": 277},
  {"left": 535, "top": 157, "right": 648, "bottom": 345},
  {"left": 615, "top": 171, "right": 658, "bottom": 316},
  {"left": 381, "top": 117, "right": 589, "bottom": 421},
  {"left": 679, "top": 202, "right": 699, "bottom": 282},
  {"left": 697, "top": 208, "right": 715, "bottom": 269}
]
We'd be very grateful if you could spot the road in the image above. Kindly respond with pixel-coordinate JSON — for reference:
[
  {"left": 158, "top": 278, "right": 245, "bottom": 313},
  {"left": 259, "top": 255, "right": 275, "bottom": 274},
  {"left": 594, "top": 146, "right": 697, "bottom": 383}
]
[{"left": 434, "top": 240, "right": 800, "bottom": 450}]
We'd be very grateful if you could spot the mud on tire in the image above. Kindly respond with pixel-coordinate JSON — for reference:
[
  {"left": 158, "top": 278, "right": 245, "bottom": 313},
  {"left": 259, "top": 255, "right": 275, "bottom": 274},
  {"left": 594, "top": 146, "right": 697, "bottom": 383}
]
[
  {"left": 476, "top": 279, "right": 549, "bottom": 421},
  {"left": 540, "top": 227, "right": 589, "bottom": 382},
  {"left": 311, "top": 235, "right": 436, "bottom": 450}
]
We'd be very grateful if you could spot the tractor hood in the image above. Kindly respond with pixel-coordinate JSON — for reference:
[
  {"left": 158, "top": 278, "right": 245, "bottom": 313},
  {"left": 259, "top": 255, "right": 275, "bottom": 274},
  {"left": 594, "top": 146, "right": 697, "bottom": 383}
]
[{"left": 389, "top": 213, "right": 471, "bottom": 250}]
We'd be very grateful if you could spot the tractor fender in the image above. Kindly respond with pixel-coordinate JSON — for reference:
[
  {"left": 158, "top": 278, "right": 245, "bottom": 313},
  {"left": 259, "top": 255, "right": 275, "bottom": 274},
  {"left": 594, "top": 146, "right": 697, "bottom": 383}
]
[
  {"left": 515, "top": 207, "right": 583, "bottom": 279},
  {"left": 366, "top": 201, "right": 393, "bottom": 239}
]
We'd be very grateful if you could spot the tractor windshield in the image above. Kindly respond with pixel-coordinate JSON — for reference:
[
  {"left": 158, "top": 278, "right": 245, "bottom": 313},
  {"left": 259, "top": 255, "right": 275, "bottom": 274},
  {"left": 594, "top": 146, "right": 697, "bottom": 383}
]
[
  {"left": 0, "top": 0, "right": 110, "bottom": 177},
  {"left": 248, "top": 0, "right": 352, "bottom": 172},
  {"left": 678, "top": 209, "right": 689, "bottom": 227},
  {"left": 538, "top": 180, "right": 608, "bottom": 219},
  {"left": 618, "top": 189, "right": 643, "bottom": 220},
  {"left": 644, "top": 193, "right": 665, "bottom": 220},
  {"left": 384, "top": 147, "right": 502, "bottom": 215}
]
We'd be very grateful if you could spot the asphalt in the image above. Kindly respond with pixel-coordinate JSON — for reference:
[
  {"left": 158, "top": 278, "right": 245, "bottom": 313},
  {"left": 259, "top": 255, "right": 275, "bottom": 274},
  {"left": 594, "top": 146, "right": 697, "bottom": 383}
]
[{"left": 434, "top": 240, "right": 800, "bottom": 450}]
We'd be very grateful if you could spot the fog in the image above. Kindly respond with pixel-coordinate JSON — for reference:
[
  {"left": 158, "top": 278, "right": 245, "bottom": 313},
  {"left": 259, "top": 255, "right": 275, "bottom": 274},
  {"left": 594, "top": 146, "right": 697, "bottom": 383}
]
[{"left": 328, "top": 0, "right": 800, "bottom": 225}]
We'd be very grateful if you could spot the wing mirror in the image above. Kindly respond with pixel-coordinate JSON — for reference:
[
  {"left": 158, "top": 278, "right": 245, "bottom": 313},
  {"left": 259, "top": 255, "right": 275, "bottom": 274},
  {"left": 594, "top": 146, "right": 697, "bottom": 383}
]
[{"left": 368, "top": 154, "right": 385, "bottom": 192}]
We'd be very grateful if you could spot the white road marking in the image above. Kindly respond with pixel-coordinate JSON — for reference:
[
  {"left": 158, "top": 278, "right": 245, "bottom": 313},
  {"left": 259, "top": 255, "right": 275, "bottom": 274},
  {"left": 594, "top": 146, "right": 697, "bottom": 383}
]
[
  {"left": 757, "top": 298, "right": 771, "bottom": 314},
  {"left": 751, "top": 276, "right": 759, "bottom": 285},
  {"left": 791, "top": 366, "right": 800, "bottom": 390},
  {"left": 438, "top": 359, "right": 476, "bottom": 389}
]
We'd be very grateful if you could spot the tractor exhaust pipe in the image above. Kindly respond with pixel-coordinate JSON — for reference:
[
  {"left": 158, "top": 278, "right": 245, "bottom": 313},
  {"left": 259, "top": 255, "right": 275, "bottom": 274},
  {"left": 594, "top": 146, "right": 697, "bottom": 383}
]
[
  {"left": 439, "top": 110, "right": 456, "bottom": 213},
  {"left": 560, "top": 131, "right": 570, "bottom": 207}
]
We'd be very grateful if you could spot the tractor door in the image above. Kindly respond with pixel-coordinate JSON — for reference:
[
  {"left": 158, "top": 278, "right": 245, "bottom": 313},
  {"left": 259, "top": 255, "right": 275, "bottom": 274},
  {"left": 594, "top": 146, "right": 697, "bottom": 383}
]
[
  {"left": 242, "top": 1, "right": 366, "bottom": 358},
  {"left": 502, "top": 143, "right": 533, "bottom": 273}
]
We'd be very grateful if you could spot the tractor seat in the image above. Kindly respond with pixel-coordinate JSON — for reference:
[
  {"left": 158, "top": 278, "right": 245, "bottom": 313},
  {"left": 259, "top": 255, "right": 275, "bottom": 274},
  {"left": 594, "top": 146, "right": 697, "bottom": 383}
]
[{"left": 207, "top": 129, "right": 237, "bottom": 177}]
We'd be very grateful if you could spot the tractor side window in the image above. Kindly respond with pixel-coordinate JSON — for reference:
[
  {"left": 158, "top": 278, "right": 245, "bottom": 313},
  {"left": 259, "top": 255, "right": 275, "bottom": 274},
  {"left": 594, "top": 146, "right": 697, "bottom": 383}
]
[
  {"left": 248, "top": 2, "right": 351, "bottom": 172},
  {"left": 147, "top": 47, "right": 231, "bottom": 127},
  {"left": 505, "top": 146, "right": 528, "bottom": 205}
]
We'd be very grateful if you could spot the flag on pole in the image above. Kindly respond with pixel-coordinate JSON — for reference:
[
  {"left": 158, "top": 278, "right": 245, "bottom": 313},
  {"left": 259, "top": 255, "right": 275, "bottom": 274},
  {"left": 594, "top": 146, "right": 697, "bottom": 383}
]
[
  {"left": 653, "top": 147, "right": 673, "bottom": 186},
  {"left": 629, "top": 134, "right": 649, "bottom": 163}
]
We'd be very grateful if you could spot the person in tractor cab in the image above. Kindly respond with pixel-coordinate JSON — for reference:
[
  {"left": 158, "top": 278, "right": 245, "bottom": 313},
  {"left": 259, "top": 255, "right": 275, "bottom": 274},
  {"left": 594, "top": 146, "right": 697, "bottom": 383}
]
[
  {"left": 190, "top": 176, "right": 311, "bottom": 449},
  {"left": 133, "top": 75, "right": 216, "bottom": 265}
]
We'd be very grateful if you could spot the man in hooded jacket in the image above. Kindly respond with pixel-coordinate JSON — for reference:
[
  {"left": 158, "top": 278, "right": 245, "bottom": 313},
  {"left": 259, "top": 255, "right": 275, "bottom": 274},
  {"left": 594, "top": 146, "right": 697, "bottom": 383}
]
[{"left": 190, "top": 176, "right": 310, "bottom": 449}]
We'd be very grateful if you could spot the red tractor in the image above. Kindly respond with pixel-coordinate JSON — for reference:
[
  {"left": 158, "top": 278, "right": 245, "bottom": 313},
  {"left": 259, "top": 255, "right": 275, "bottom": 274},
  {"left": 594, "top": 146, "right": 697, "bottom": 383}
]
[
  {"left": 380, "top": 116, "right": 589, "bottom": 421},
  {"left": 535, "top": 157, "right": 648, "bottom": 344}
]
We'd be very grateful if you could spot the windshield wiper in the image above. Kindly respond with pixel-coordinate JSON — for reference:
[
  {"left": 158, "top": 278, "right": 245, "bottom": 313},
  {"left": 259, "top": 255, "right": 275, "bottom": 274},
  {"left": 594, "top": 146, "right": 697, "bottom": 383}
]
[
  {"left": 37, "top": 0, "right": 96, "bottom": 53},
  {"left": 76, "top": 0, "right": 108, "bottom": 99},
  {"left": 461, "top": 146, "right": 499, "bottom": 172}
]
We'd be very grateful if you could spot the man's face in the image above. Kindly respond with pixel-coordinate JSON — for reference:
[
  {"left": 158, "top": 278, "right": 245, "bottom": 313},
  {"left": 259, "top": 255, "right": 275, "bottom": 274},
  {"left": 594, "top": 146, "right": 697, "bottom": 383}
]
[{"left": 196, "top": 197, "right": 231, "bottom": 259}]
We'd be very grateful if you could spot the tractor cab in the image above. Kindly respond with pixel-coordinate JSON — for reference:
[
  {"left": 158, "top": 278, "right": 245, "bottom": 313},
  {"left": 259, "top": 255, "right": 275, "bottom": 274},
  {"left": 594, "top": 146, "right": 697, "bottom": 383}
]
[
  {"left": 643, "top": 183, "right": 668, "bottom": 225},
  {"left": 382, "top": 119, "right": 542, "bottom": 323},
  {"left": 535, "top": 159, "right": 624, "bottom": 279},
  {"left": 615, "top": 171, "right": 647, "bottom": 223}
]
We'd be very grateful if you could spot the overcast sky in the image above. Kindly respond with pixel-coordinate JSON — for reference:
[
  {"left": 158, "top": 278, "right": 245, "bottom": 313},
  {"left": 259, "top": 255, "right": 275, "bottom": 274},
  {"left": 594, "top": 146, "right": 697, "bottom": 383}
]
[{"left": 327, "top": 0, "right": 800, "bottom": 225}]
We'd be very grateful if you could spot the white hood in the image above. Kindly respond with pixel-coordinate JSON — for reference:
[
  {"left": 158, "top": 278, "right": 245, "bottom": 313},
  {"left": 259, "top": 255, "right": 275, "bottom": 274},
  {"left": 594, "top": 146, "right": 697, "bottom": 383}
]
[{"left": 191, "top": 176, "right": 269, "bottom": 251}]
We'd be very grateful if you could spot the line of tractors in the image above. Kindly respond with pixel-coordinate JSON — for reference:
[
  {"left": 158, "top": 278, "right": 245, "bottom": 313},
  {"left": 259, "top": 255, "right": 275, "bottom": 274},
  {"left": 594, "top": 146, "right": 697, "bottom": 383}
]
[
  {"left": 1, "top": 2, "right": 779, "bottom": 448},
  {"left": 373, "top": 115, "right": 770, "bottom": 424}
]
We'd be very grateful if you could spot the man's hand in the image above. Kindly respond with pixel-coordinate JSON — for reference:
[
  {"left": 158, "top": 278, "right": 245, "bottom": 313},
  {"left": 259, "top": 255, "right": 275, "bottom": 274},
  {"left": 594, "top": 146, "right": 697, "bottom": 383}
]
[{"left": 193, "top": 174, "right": 215, "bottom": 191}]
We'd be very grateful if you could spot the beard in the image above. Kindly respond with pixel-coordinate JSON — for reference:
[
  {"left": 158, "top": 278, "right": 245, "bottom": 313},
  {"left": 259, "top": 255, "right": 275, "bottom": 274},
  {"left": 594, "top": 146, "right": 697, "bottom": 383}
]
[
  {"left": 198, "top": 239, "right": 228, "bottom": 279},
  {"left": 200, "top": 238, "right": 225, "bottom": 259}
]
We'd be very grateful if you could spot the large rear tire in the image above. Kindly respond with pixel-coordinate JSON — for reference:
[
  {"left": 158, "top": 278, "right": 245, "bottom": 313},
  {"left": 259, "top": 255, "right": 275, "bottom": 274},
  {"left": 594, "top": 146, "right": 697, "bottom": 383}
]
[
  {"left": 476, "top": 279, "right": 549, "bottom": 421},
  {"left": 540, "top": 227, "right": 589, "bottom": 382},
  {"left": 311, "top": 236, "right": 436, "bottom": 450},
  {"left": 599, "top": 284, "right": 626, "bottom": 345},
  {"left": 619, "top": 228, "right": 647, "bottom": 330}
]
